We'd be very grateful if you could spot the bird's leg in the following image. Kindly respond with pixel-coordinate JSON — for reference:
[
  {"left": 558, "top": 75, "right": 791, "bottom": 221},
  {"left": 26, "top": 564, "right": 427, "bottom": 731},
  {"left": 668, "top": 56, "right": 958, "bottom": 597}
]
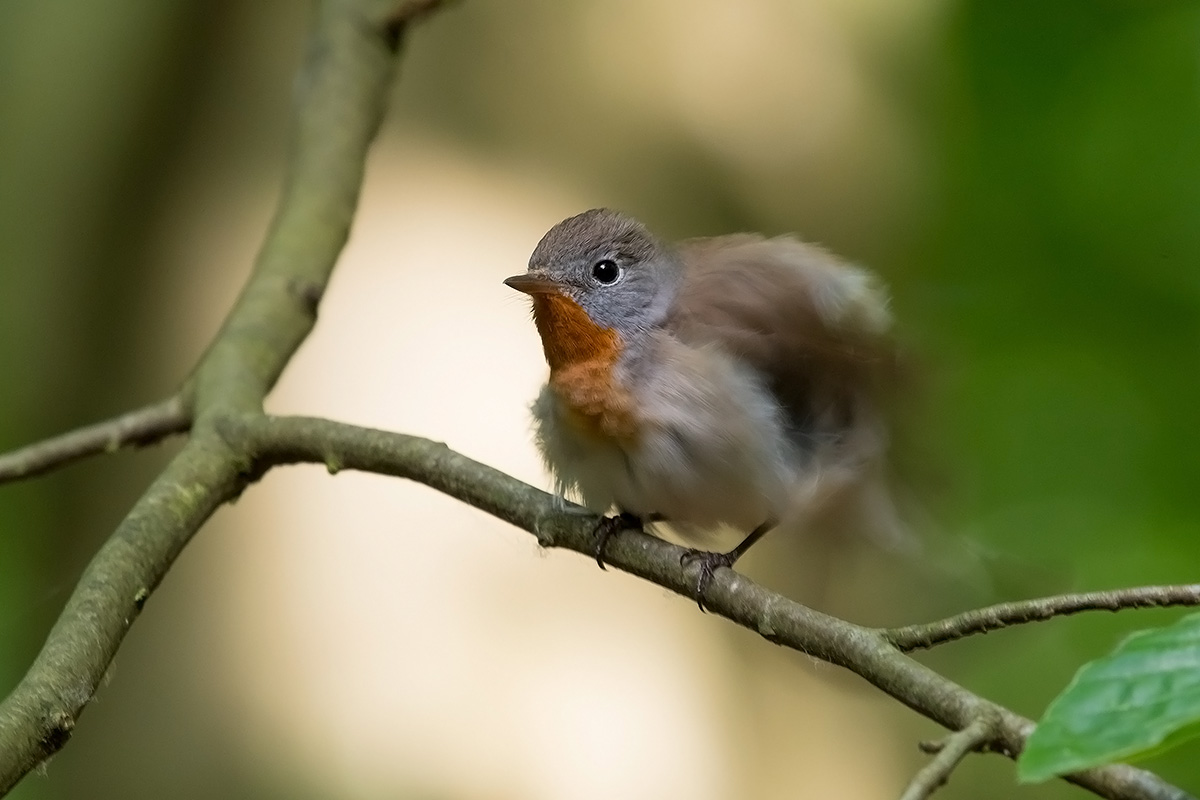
[
  {"left": 593, "top": 511, "right": 664, "bottom": 570},
  {"left": 679, "top": 520, "right": 776, "bottom": 611}
]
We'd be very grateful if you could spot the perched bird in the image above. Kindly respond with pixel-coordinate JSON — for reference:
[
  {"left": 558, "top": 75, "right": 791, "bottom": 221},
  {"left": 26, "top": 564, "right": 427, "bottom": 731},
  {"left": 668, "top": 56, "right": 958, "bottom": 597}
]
[{"left": 505, "top": 209, "right": 901, "bottom": 605}]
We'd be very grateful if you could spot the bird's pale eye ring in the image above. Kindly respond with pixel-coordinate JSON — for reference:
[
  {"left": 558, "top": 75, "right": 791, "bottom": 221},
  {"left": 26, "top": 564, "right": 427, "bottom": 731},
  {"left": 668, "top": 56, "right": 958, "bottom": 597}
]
[{"left": 591, "top": 259, "right": 622, "bottom": 285}]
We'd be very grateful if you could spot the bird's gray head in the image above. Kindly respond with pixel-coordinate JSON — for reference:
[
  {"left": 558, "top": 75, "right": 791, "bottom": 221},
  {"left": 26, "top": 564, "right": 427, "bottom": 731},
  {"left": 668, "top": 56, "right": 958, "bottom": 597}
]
[{"left": 505, "top": 209, "right": 682, "bottom": 335}]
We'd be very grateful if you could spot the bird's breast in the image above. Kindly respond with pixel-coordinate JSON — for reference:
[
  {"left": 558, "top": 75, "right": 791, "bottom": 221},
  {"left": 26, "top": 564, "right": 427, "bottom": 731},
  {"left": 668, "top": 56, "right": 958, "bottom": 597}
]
[{"left": 531, "top": 293, "right": 639, "bottom": 442}]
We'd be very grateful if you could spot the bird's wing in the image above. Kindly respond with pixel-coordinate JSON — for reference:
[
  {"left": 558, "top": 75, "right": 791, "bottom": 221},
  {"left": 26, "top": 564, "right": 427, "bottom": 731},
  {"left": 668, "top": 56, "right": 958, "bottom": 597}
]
[{"left": 668, "top": 234, "right": 898, "bottom": 455}]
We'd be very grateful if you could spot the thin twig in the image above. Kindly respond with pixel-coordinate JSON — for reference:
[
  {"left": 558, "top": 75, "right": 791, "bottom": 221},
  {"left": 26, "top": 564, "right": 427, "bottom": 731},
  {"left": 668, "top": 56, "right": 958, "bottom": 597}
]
[
  {"left": 0, "top": 395, "right": 190, "bottom": 485},
  {"left": 899, "top": 718, "right": 995, "bottom": 800},
  {"left": 887, "top": 585, "right": 1200, "bottom": 652}
]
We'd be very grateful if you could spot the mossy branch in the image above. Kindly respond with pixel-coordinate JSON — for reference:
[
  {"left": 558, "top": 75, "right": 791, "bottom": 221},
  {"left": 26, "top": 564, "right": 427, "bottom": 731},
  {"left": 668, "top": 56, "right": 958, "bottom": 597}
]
[{"left": 0, "top": 0, "right": 446, "bottom": 792}]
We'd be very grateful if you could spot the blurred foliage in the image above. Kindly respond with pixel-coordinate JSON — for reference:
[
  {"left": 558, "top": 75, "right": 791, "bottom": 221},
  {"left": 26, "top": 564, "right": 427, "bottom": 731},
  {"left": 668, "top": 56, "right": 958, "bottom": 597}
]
[{"left": 1, "top": 0, "right": 1198, "bottom": 798}]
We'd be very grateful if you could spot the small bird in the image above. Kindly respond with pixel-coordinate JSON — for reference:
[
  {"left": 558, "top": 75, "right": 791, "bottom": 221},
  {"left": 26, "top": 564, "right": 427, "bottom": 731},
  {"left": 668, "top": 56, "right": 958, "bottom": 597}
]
[{"left": 505, "top": 209, "right": 900, "bottom": 605}]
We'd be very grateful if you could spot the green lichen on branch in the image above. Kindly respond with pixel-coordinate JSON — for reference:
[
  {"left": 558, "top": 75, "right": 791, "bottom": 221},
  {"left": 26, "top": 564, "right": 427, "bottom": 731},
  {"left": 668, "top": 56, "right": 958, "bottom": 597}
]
[
  {"left": 0, "top": 441, "right": 242, "bottom": 787},
  {"left": 191, "top": 0, "right": 431, "bottom": 413}
]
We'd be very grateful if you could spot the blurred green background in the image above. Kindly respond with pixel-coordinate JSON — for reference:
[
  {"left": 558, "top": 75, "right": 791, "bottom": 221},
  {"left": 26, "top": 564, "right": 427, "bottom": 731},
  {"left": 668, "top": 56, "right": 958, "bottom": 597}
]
[{"left": 1, "top": 0, "right": 1198, "bottom": 798}]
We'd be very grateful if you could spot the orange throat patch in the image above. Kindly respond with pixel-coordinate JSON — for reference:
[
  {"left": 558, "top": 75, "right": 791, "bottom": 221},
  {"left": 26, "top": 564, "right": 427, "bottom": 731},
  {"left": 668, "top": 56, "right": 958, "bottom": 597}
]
[{"left": 532, "top": 293, "right": 638, "bottom": 441}]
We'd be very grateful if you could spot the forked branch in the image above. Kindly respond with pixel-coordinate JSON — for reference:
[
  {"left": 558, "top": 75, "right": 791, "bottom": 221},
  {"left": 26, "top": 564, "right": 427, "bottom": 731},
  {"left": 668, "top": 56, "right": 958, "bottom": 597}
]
[
  {"left": 0, "top": 0, "right": 445, "bottom": 792},
  {"left": 899, "top": 718, "right": 995, "bottom": 800}
]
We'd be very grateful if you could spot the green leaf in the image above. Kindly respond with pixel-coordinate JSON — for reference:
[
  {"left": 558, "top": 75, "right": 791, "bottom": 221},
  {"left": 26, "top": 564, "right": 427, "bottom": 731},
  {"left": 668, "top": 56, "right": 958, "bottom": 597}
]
[{"left": 1018, "top": 612, "right": 1200, "bottom": 783}]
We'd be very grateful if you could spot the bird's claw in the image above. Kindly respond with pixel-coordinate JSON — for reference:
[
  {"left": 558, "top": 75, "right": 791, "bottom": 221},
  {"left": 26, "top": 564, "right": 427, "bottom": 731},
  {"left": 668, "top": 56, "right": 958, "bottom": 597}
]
[
  {"left": 679, "top": 549, "right": 739, "bottom": 611},
  {"left": 592, "top": 512, "right": 644, "bottom": 570}
]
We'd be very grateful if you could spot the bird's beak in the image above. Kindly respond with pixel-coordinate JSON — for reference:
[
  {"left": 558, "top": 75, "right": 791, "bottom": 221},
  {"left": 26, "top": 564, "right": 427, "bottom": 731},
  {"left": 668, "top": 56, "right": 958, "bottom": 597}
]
[{"left": 503, "top": 272, "right": 560, "bottom": 295}]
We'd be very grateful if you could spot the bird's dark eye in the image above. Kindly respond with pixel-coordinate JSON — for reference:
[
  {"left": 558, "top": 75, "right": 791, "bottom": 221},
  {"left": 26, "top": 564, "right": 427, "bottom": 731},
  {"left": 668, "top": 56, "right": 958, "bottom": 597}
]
[{"left": 591, "top": 259, "right": 621, "bottom": 285}]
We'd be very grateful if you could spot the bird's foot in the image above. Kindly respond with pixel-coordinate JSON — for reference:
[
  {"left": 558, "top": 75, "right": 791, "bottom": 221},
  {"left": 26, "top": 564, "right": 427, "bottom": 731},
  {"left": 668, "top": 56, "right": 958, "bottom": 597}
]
[
  {"left": 592, "top": 512, "right": 645, "bottom": 570},
  {"left": 678, "top": 548, "right": 740, "bottom": 611}
]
